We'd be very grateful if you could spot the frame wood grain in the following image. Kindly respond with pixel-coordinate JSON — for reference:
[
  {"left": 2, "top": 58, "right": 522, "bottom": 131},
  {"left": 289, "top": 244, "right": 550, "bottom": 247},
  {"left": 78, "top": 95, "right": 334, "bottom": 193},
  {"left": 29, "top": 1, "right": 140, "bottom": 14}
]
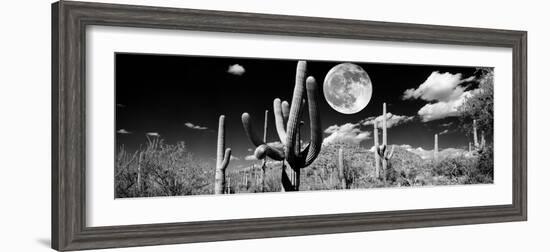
[{"left": 52, "top": 1, "right": 527, "bottom": 251}]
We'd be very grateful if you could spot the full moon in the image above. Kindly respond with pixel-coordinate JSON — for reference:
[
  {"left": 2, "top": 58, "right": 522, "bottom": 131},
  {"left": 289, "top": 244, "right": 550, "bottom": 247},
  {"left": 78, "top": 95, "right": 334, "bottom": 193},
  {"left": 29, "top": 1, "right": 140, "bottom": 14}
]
[{"left": 323, "top": 63, "right": 373, "bottom": 114}]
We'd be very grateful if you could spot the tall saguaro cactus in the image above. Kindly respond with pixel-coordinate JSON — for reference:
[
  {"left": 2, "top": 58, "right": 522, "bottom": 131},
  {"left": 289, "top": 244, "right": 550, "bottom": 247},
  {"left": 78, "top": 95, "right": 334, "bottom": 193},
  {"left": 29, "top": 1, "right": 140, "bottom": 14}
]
[
  {"left": 373, "top": 121, "right": 380, "bottom": 179},
  {"left": 338, "top": 147, "right": 347, "bottom": 189},
  {"left": 376, "top": 102, "right": 394, "bottom": 183},
  {"left": 215, "top": 115, "right": 232, "bottom": 194},
  {"left": 434, "top": 134, "right": 439, "bottom": 161},
  {"left": 241, "top": 61, "right": 322, "bottom": 192},
  {"left": 259, "top": 109, "right": 269, "bottom": 192}
]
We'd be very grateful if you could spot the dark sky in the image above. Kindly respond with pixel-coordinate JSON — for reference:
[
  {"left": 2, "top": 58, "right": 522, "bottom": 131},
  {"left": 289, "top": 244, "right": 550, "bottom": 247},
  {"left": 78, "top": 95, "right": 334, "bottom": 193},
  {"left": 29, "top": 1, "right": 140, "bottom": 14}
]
[{"left": 115, "top": 53, "right": 486, "bottom": 169}]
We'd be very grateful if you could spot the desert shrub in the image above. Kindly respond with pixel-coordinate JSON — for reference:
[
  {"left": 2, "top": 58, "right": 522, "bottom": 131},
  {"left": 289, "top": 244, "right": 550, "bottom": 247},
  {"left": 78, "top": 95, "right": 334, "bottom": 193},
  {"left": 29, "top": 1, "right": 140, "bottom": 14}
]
[
  {"left": 477, "top": 145, "right": 494, "bottom": 178},
  {"left": 115, "top": 139, "right": 213, "bottom": 198}
]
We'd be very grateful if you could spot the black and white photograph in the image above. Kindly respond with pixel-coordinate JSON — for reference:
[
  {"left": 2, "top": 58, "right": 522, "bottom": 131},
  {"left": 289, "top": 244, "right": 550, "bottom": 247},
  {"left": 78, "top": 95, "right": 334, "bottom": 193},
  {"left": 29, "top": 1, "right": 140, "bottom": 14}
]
[{"left": 115, "top": 53, "right": 494, "bottom": 198}]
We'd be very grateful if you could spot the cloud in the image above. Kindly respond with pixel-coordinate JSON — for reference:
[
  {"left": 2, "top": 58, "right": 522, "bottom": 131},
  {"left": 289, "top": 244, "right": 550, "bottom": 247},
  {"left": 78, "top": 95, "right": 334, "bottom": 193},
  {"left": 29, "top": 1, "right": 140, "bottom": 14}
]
[
  {"left": 403, "top": 71, "right": 478, "bottom": 122},
  {"left": 323, "top": 123, "right": 370, "bottom": 145},
  {"left": 184, "top": 122, "right": 208, "bottom": 130},
  {"left": 402, "top": 72, "right": 475, "bottom": 102},
  {"left": 230, "top": 155, "right": 240, "bottom": 161},
  {"left": 227, "top": 64, "right": 245, "bottom": 76},
  {"left": 146, "top": 132, "right": 160, "bottom": 137},
  {"left": 440, "top": 122, "right": 453, "bottom": 127},
  {"left": 361, "top": 113, "right": 414, "bottom": 128},
  {"left": 244, "top": 155, "right": 257, "bottom": 161},
  {"left": 247, "top": 148, "right": 253, "bottom": 152},
  {"left": 416, "top": 90, "right": 475, "bottom": 122},
  {"left": 438, "top": 129, "right": 450, "bottom": 135},
  {"left": 116, "top": 129, "right": 131, "bottom": 134},
  {"left": 403, "top": 144, "right": 469, "bottom": 160}
]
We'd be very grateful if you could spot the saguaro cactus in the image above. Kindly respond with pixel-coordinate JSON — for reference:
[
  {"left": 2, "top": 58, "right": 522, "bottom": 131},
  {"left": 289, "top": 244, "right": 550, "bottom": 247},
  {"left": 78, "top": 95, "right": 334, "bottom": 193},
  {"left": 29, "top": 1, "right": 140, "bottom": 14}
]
[
  {"left": 241, "top": 61, "right": 322, "bottom": 192},
  {"left": 259, "top": 109, "right": 269, "bottom": 192},
  {"left": 434, "top": 133, "right": 439, "bottom": 161},
  {"left": 214, "top": 115, "right": 232, "bottom": 194},
  {"left": 472, "top": 119, "right": 486, "bottom": 153},
  {"left": 376, "top": 102, "right": 394, "bottom": 183},
  {"left": 226, "top": 176, "right": 231, "bottom": 194},
  {"left": 338, "top": 147, "right": 347, "bottom": 189},
  {"left": 473, "top": 119, "right": 479, "bottom": 148},
  {"left": 136, "top": 151, "right": 144, "bottom": 193},
  {"left": 373, "top": 121, "right": 380, "bottom": 179}
]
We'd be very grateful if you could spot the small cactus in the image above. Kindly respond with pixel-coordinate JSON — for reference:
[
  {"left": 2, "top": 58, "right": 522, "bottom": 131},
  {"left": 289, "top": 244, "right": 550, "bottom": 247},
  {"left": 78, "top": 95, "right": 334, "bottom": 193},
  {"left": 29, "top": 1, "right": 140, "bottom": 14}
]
[
  {"left": 472, "top": 119, "right": 486, "bottom": 153},
  {"left": 473, "top": 119, "right": 479, "bottom": 148},
  {"left": 434, "top": 133, "right": 439, "bottom": 161},
  {"left": 214, "top": 115, "right": 232, "bottom": 194},
  {"left": 242, "top": 61, "right": 322, "bottom": 191},
  {"left": 338, "top": 147, "right": 347, "bottom": 189}
]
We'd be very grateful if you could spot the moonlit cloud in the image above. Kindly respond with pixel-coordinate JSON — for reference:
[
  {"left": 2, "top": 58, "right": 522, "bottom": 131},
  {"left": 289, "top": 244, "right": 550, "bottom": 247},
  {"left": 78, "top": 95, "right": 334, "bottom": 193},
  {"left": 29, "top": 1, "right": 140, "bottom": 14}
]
[
  {"left": 416, "top": 90, "right": 475, "bottom": 122},
  {"left": 323, "top": 123, "right": 370, "bottom": 145},
  {"left": 146, "top": 132, "right": 160, "bottom": 137},
  {"left": 439, "top": 129, "right": 450, "bottom": 135},
  {"left": 245, "top": 155, "right": 257, "bottom": 161},
  {"left": 227, "top": 64, "right": 245, "bottom": 76},
  {"left": 116, "top": 129, "right": 131, "bottom": 134},
  {"left": 361, "top": 113, "right": 414, "bottom": 128},
  {"left": 230, "top": 155, "right": 240, "bottom": 161},
  {"left": 403, "top": 71, "right": 478, "bottom": 122},
  {"left": 440, "top": 122, "right": 453, "bottom": 127},
  {"left": 184, "top": 122, "right": 208, "bottom": 130},
  {"left": 403, "top": 144, "right": 468, "bottom": 160},
  {"left": 247, "top": 148, "right": 253, "bottom": 152},
  {"left": 402, "top": 72, "right": 475, "bottom": 102}
]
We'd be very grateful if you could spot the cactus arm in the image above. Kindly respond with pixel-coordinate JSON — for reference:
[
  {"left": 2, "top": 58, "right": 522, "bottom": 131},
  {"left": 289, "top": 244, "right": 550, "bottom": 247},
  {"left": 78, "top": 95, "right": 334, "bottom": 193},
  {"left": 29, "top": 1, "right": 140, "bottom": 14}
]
[
  {"left": 241, "top": 112, "right": 264, "bottom": 147},
  {"left": 281, "top": 100, "right": 290, "bottom": 122},
  {"left": 254, "top": 142, "right": 285, "bottom": 161},
  {"left": 273, "top": 99, "right": 287, "bottom": 144},
  {"left": 301, "top": 76, "right": 323, "bottom": 167},
  {"left": 285, "top": 61, "right": 307, "bottom": 166},
  {"left": 377, "top": 144, "right": 386, "bottom": 158},
  {"left": 221, "top": 148, "right": 231, "bottom": 170},
  {"left": 263, "top": 110, "right": 268, "bottom": 143},
  {"left": 386, "top": 145, "right": 395, "bottom": 160}
]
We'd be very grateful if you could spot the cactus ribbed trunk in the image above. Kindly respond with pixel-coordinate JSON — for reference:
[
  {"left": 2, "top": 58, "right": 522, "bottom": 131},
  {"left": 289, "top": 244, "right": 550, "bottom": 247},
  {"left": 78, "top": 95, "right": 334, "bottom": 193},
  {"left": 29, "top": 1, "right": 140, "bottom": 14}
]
[
  {"left": 373, "top": 121, "right": 380, "bottom": 179},
  {"left": 434, "top": 134, "right": 439, "bottom": 161},
  {"left": 338, "top": 147, "right": 346, "bottom": 189},
  {"left": 382, "top": 102, "right": 388, "bottom": 184},
  {"left": 215, "top": 115, "right": 232, "bottom": 194}
]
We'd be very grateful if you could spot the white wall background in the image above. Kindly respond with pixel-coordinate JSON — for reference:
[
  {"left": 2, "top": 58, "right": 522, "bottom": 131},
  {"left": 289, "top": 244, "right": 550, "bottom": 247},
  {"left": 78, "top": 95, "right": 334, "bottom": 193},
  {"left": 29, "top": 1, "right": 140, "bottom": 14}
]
[{"left": 0, "top": 0, "right": 547, "bottom": 251}]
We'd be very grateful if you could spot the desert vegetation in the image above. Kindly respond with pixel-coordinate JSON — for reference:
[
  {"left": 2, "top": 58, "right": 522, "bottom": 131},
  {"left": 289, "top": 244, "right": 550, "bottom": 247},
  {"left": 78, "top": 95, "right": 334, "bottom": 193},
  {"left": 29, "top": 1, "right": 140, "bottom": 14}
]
[{"left": 115, "top": 61, "right": 493, "bottom": 198}]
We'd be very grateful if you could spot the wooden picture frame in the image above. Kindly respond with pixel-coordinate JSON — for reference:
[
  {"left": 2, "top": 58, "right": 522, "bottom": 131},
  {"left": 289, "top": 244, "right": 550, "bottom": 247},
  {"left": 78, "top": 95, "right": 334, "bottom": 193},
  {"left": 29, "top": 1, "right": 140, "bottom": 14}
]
[{"left": 52, "top": 1, "right": 527, "bottom": 251}]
